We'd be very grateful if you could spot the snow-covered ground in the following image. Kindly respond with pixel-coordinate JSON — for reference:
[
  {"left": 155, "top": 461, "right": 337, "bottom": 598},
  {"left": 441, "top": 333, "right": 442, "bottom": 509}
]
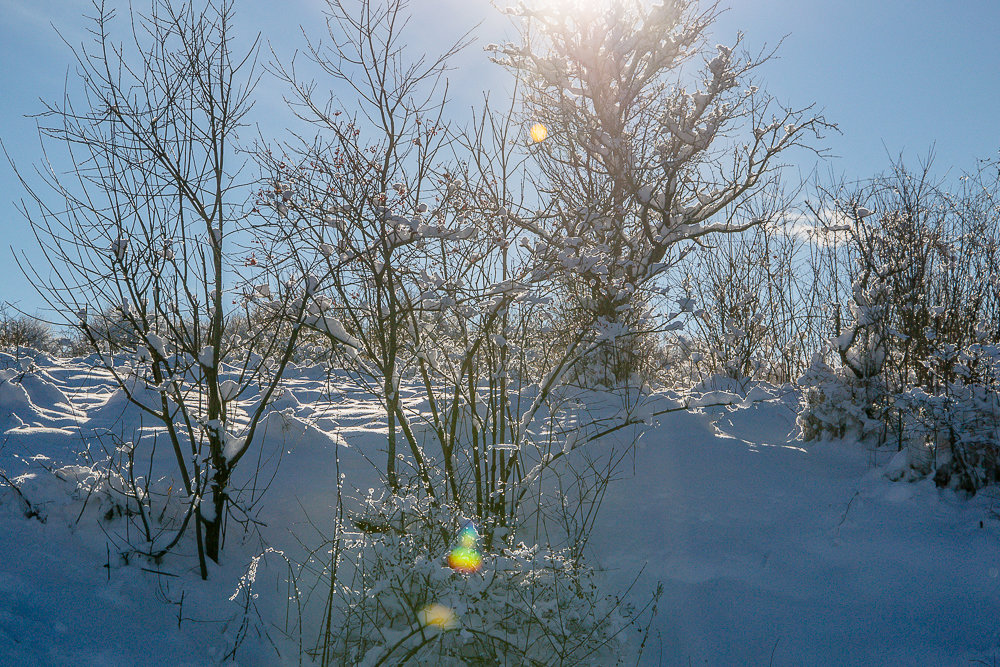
[
  {"left": 1, "top": 352, "right": 998, "bottom": 665},
  {"left": 593, "top": 386, "right": 1000, "bottom": 666}
]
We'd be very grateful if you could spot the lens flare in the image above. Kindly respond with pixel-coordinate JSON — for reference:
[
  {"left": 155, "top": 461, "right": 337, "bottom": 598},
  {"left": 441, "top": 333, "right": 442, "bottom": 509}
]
[
  {"left": 530, "top": 123, "right": 548, "bottom": 143},
  {"left": 418, "top": 603, "right": 458, "bottom": 630},
  {"left": 457, "top": 522, "right": 479, "bottom": 549},
  {"left": 447, "top": 521, "right": 483, "bottom": 574},
  {"left": 447, "top": 546, "right": 483, "bottom": 574}
]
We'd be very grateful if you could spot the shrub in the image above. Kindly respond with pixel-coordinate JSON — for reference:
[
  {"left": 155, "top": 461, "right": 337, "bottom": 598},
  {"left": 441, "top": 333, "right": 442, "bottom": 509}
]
[
  {"left": 797, "top": 351, "right": 888, "bottom": 443},
  {"left": 892, "top": 343, "right": 1000, "bottom": 492},
  {"left": 800, "top": 157, "right": 1000, "bottom": 490},
  {"left": 305, "top": 489, "right": 637, "bottom": 667},
  {"left": 0, "top": 306, "right": 54, "bottom": 353}
]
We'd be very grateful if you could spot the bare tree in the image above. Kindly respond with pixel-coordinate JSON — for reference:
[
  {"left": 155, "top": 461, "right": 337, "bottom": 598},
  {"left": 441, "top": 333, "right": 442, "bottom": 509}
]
[
  {"left": 258, "top": 0, "right": 659, "bottom": 545},
  {"left": 8, "top": 0, "right": 302, "bottom": 577},
  {"left": 490, "top": 0, "right": 831, "bottom": 381},
  {"left": 687, "top": 214, "right": 821, "bottom": 384}
]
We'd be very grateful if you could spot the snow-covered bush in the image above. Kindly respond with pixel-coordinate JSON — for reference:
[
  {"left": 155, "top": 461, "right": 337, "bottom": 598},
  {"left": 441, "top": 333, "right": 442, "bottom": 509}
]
[
  {"left": 306, "top": 489, "right": 637, "bottom": 667},
  {"left": 798, "top": 240, "right": 894, "bottom": 444},
  {"left": 797, "top": 351, "right": 887, "bottom": 443},
  {"left": 800, "top": 158, "right": 1000, "bottom": 491},
  {"left": 547, "top": 296, "right": 674, "bottom": 389},
  {"left": 891, "top": 343, "right": 1000, "bottom": 492},
  {"left": 801, "top": 339, "right": 1000, "bottom": 492}
]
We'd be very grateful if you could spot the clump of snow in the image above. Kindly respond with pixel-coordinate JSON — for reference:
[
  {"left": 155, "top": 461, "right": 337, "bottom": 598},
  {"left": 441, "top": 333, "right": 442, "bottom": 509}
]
[
  {"left": 219, "top": 379, "right": 239, "bottom": 401},
  {"left": 315, "top": 315, "right": 361, "bottom": 348},
  {"left": 145, "top": 332, "right": 167, "bottom": 357},
  {"left": 223, "top": 431, "right": 245, "bottom": 461},
  {"left": 111, "top": 236, "right": 128, "bottom": 261}
]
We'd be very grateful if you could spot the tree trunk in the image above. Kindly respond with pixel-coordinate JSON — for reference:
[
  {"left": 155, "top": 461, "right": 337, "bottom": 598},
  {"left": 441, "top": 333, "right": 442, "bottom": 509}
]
[
  {"left": 203, "top": 502, "right": 224, "bottom": 565},
  {"left": 203, "top": 472, "right": 228, "bottom": 565}
]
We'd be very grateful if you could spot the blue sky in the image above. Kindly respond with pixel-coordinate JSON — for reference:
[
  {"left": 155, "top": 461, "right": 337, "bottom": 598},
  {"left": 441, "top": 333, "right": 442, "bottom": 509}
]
[{"left": 1, "top": 0, "right": 998, "bottom": 316}]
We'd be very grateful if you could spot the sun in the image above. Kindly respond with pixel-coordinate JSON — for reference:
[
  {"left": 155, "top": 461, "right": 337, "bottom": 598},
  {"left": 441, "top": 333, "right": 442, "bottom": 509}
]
[{"left": 550, "top": 0, "right": 615, "bottom": 13}]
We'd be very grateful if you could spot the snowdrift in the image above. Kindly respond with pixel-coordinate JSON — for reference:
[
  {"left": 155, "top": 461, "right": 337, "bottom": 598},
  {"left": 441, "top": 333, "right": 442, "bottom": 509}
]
[{"left": 0, "top": 359, "right": 997, "bottom": 665}]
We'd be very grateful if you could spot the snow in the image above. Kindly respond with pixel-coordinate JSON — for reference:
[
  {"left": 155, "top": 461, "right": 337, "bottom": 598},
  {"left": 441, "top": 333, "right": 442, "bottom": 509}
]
[
  {"left": 316, "top": 315, "right": 361, "bottom": 348},
  {"left": 111, "top": 236, "right": 128, "bottom": 261},
  {"left": 222, "top": 431, "right": 245, "bottom": 461},
  {"left": 219, "top": 379, "right": 239, "bottom": 401},
  {"left": 587, "top": 391, "right": 1000, "bottom": 666},
  {"left": 155, "top": 242, "right": 175, "bottom": 261},
  {"left": 684, "top": 389, "right": 742, "bottom": 408},
  {"left": 677, "top": 296, "right": 696, "bottom": 312},
  {"left": 0, "top": 358, "right": 998, "bottom": 665},
  {"left": 145, "top": 332, "right": 167, "bottom": 357},
  {"left": 86, "top": 376, "right": 165, "bottom": 425},
  {"left": 304, "top": 273, "right": 320, "bottom": 295}
]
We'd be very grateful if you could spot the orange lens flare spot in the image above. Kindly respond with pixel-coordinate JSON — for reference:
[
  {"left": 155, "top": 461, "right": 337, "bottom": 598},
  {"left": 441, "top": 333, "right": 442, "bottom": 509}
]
[
  {"left": 418, "top": 603, "right": 458, "bottom": 630},
  {"left": 447, "top": 546, "right": 483, "bottom": 574},
  {"left": 530, "top": 123, "right": 549, "bottom": 143}
]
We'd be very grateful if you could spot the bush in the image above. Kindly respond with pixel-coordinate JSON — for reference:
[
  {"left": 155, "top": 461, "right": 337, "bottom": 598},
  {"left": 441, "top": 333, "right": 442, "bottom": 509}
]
[
  {"left": 305, "top": 489, "right": 638, "bottom": 667},
  {"left": 800, "top": 157, "right": 1000, "bottom": 490},
  {"left": 799, "top": 338, "right": 1000, "bottom": 493},
  {"left": 797, "top": 351, "right": 888, "bottom": 443},
  {"left": 892, "top": 343, "right": 1000, "bottom": 492},
  {"left": 0, "top": 306, "right": 54, "bottom": 353}
]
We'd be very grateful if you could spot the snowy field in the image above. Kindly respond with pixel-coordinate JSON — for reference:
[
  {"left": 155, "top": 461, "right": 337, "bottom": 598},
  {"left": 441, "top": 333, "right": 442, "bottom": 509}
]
[{"left": 1, "top": 350, "right": 998, "bottom": 665}]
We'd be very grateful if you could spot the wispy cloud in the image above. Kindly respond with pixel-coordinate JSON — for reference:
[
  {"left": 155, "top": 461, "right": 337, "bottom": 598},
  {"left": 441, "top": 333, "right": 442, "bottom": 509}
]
[{"left": 780, "top": 209, "right": 854, "bottom": 248}]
